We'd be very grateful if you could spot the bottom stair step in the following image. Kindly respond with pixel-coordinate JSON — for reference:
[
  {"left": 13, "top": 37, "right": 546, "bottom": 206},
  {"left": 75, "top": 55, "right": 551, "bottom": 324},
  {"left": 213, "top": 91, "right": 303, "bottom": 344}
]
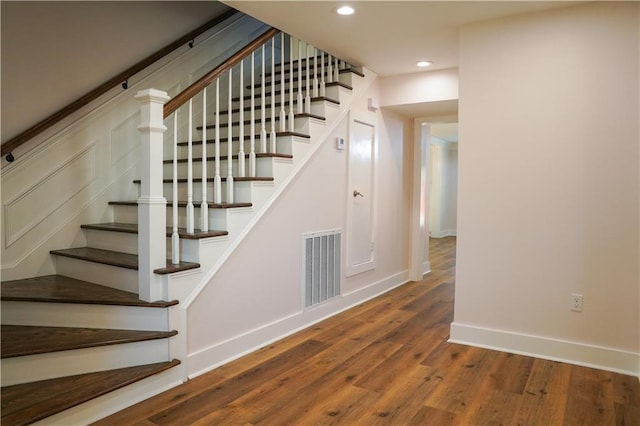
[{"left": 0, "top": 359, "right": 180, "bottom": 426}]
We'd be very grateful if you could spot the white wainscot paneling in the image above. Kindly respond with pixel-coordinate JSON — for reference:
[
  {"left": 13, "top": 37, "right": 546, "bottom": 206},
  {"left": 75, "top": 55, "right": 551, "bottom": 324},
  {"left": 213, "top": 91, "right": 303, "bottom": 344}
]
[{"left": 4, "top": 145, "right": 96, "bottom": 248}]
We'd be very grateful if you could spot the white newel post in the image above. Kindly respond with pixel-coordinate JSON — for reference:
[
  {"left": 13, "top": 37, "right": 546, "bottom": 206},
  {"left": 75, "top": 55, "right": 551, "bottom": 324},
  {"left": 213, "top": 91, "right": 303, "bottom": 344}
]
[{"left": 136, "top": 89, "right": 170, "bottom": 302}]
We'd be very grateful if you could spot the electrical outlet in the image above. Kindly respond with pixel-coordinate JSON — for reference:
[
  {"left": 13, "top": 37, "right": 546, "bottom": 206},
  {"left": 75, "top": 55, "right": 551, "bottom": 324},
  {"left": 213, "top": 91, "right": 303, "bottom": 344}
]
[{"left": 571, "top": 294, "right": 583, "bottom": 312}]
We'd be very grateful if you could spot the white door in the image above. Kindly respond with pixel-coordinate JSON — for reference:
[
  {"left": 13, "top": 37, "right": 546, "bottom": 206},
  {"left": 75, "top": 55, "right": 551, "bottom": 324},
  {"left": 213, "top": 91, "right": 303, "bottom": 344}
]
[{"left": 346, "top": 119, "right": 376, "bottom": 276}]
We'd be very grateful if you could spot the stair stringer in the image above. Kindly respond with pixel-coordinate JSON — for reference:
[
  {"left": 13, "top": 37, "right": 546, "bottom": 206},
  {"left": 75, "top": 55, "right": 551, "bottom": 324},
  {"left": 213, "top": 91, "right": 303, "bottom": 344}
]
[{"left": 163, "top": 70, "right": 377, "bottom": 312}]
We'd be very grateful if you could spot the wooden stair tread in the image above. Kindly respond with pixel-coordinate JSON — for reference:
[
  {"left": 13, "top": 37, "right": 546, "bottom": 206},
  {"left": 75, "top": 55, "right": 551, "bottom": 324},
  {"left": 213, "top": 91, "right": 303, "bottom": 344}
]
[
  {"left": 198, "top": 112, "right": 325, "bottom": 130},
  {"left": 265, "top": 66, "right": 365, "bottom": 78},
  {"left": 216, "top": 98, "right": 339, "bottom": 115},
  {"left": 1, "top": 325, "right": 177, "bottom": 358},
  {"left": 232, "top": 88, "right": 347, "bottom": 103},
  {"left": 177, "top": 131, "right": 310, "bottom": 147},
  {"left": 249, "top": 71, "right": 360, "bottom": 88},
  {"left": 0, "top": 359, "right": 180, "bottom": 426},
  {"left": 163, "top": 153, "right": 293, "bottom": 164},
  {"left": 49, "top": 247, "right": 200, "bottom": 274},
  {"left": 109, "top": 200, "right": 252, "bottom": 209},
  {"left": 0, "top": 275, "right": 176, "bottom": 307},
  {"left": 133, "top": 176, "right": 274, "bottom": 184},
  {"left": 81, "top": 222, "right": 228, "bottom": 239}
]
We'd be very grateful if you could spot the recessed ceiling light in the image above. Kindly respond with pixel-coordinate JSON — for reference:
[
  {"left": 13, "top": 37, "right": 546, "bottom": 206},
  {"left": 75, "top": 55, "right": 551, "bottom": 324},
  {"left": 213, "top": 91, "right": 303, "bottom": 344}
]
[
  {"left": 417, "top": 61, "right": 432, "bottom": 68},
  {"left": 336, "top": 6, "right": 355, "bottom": 15}
]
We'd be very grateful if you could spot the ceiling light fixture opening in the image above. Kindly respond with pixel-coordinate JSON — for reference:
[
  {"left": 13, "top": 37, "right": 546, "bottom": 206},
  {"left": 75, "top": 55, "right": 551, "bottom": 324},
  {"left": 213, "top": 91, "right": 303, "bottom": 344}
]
[
  {"left": 336, "top": 6, "right": 355, "bottom": 16},
  {"left": 417, "top": 61, "right": 432, "bottom": 68}
]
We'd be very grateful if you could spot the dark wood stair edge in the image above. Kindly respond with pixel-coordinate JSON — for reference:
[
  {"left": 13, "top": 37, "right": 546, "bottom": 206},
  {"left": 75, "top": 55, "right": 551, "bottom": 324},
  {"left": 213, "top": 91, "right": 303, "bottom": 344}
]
[
  {"left": 263, "top": 66, "right": 365, "bottom": 79},
  {"left": 109, "top": 200, "right": 253, "bottom": 209},
  {"left": 132, "top": 176, "right": 274, "bottom": 184},
  {"left": 230, "top": 82, "right": 351, "bottom": 102},
  {"left": 1, "top": 325, "right": 178, "bottom": 359},
  {"left": 198, "top": 113, "right": 325, "bottom": 130},
  {"left": 81, "top": 223, "right": 229, "bottom": 240},
  {"left": 163, "top": 153, "right": 293, "bottom": 164},
  {"left": 0, "top": 359, "right": 180, "bottom": 426},
  {"left": 214, "top": 97, "right": 339, "bottom": 115},
  {"left": 0, "top": 276, "right": 178, "bottom": 308},
  {"left": 49, "top": 247, "right": 200, "bottom": 274},
  {"left": 177, "top": 131, "right": 311, "bottom": 146},
  {"left": 250, "top": 70, "right": 362, "bottom": 88}
]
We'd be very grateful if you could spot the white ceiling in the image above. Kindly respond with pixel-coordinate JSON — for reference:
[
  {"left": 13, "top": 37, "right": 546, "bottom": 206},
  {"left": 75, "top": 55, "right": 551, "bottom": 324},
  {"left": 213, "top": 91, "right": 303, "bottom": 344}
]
[{"left": 223, "top": 1, "right": 578, "bottom": 77}]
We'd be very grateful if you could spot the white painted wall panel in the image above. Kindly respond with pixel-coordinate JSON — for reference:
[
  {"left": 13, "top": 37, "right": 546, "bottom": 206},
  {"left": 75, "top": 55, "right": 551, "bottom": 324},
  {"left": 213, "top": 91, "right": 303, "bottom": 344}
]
[{"left": 453, "top": 2, "right": 639, "bottom": 372}]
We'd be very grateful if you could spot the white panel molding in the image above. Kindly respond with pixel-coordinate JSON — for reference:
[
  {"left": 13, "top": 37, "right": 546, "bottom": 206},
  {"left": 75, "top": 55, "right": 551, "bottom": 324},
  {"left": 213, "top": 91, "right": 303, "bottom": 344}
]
[
  {"left": 450, "top": 322, "right": 640, "bottom": 376},
  {"left": 4, "top": 144, "right": 97, "bottom": 247},
  {"left": 110, "top": 111, "right": 141, "bottom": 166},
  {"left": 188, "top": 270, "right": 408, "bottom": 379}
]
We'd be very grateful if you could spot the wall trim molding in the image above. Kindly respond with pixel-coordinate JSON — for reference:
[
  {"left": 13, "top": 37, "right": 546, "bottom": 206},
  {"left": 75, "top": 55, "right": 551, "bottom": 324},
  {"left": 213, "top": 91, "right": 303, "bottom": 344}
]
[
  {"left": 187, "top": 270, "right": 409, "bottom": 379},
  {"left": 450, "top": 322, "right": 640, "bottom": 376}
]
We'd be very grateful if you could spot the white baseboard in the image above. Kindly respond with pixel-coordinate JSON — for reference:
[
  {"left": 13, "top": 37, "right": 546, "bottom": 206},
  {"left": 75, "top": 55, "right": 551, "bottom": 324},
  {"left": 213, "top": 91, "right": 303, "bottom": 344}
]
[
  {"left": 422, "top": 261, "right": 431, "bottom": 276},
  {"left": 450, "top": 322, "right": 640, "bottom": 376},
  {"left": 188, "top": 271, "right": 409, "bottom": 378},
  {"left": 430, "top": 230, "right": 457, "bottom": 238}
]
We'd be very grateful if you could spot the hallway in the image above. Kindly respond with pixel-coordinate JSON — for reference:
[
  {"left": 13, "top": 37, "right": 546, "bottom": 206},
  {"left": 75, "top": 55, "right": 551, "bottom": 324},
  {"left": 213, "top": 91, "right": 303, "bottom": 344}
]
[{"left": 96, "top": 237, "right": 639, "bottom": 425}]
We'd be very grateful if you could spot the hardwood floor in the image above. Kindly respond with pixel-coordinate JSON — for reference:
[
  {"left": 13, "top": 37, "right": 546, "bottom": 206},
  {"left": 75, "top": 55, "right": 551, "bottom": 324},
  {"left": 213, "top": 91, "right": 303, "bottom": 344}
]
[{"left": 96, "top": 237, "right": 640, "bottom": 425}]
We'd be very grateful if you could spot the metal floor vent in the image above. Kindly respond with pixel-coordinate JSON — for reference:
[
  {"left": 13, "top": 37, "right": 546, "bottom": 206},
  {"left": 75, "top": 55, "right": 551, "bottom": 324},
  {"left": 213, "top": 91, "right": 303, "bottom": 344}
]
[{"left": 303, "top": 230, "right": 342, "bottom": 308}]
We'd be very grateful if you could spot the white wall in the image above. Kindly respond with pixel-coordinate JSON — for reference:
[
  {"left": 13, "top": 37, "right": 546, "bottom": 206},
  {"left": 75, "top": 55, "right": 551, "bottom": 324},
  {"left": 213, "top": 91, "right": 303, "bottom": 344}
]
[
  {"left": 379, "top": 68, "right": 458, "bottom": 108},
  {"left": 187, "top": 79, "right": 413, "bottom": 374},
  {"left": 452, "top": 2, "right": 639, "bottom": 375}
]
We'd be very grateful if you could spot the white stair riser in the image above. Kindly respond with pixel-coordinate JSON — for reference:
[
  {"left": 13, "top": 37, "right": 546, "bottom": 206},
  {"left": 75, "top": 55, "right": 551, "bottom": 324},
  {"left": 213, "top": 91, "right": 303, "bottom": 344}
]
[
  {"left": 198, "top": 115, "right": 311, "bottom": 139},
  {"left": 84, "top": 229, "right": 203, "bottom": 262},
  {"left": 163, "top": 156, "right": 275, "bottom": 180},
  {"left": 1, "top": 338, "right": 171, "bottom": 386},
  {"left": 177, "top": 136, "right": 294, "bottom": 157},
  {"left": 111, "top": 204, "right": 232, "bottom": 231},
  {"left": 250, "top": 76, "right": 354, "bottom": 95},
  {"left": 1, "top": 301, "right": 169, "bottom": 330},
  {"left": 54, "top": 256, "right": 138, "bottom": 294},
  {"left": 135, "top": 180, "right": 253, "bottom": 204},
  {"left": 85, "top": 229, "right": 138, "bottom": 255}
]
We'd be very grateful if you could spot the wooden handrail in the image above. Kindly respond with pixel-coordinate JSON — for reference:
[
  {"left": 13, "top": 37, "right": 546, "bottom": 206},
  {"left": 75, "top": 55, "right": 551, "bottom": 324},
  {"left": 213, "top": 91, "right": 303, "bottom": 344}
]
[
  {"left": 1, "top": 9, "right": 239, "bottom": 160},
  {"left": 164, "top": 27, "right": 280, "bottom": 119}
]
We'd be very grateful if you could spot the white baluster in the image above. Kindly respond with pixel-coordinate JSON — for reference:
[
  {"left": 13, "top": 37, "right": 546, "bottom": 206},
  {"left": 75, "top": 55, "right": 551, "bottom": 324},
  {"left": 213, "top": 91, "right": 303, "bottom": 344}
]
[
  {"left": 260, "top": 45, "right": 267, "bottom": 153},
  {"left": 297, "top": 40, "right": 303, "bottom": 114},
  {"left": 171, "top": 113, "right": 180, "bottom": 264},
  {"left": 327, "top": 54, "right": 334, "bottom": 83},
  {"left": 313, "top": 47, "right": 319, "bottom": 98},
  {"left": 249, "top": 51, "right": 256, "bottom": 177},
  {"left": 238, "top": 59, "right": 246, "bottom": 177},
  {"left": 214, "top": 79, "right": 221, "bottom": 204},
  {"left": 304, "top": 44, "right": 311, "bottom": 114},
  {"left": 200, "top": 88, "right": 208, "bottom": 232},
  {"left": 320, "top": 50, "right": 326, "bottom": 97},
  {"left": 288, "top": 35, "right": 295, "bottom": 131},
  {"left": 334, "top": 57, "right": 339, "bottom": 82},
  {"left": 227, "top": 69, "right": 234, "bottom": 203},
  {"left": 279, "top": 32, "right": 286, "bottom": 132},
  {"left": 186, "top": 98, "right": 194, "bottom": 234},
  {"left": 270, "top": 37, "right": 277, "bottom": 153}
]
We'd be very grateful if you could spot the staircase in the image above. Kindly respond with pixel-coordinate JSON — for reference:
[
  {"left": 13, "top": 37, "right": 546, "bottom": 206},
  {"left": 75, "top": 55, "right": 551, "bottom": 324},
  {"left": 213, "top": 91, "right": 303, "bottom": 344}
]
[{"left": 0, "top": 26, "right": 369, "bottom": 425}]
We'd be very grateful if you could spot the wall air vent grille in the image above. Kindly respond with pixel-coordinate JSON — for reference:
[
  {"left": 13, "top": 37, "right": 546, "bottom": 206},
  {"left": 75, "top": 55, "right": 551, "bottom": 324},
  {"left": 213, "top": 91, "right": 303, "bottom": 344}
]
[{"left": 303, "top": 230, "right": 342, "bottom": 308}]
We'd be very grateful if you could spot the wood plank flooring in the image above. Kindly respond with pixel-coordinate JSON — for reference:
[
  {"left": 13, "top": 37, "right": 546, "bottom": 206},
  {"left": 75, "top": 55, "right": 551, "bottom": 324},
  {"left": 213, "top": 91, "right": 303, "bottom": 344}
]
[{"left": 95, "top": 237, "right": 640, "bottom": 425}]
